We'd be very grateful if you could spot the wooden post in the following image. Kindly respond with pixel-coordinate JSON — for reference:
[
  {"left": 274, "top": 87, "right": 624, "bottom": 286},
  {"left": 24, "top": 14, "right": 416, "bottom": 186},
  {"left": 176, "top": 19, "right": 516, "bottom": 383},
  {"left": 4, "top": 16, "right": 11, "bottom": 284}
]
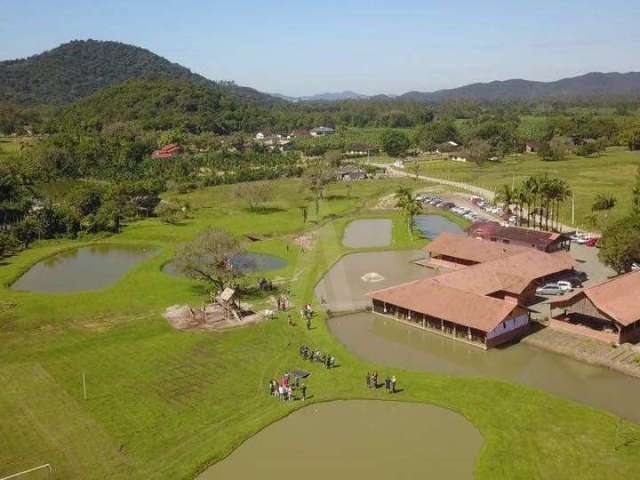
[{"left": 82, "top": 372, "right": 87, "bottom": 400}]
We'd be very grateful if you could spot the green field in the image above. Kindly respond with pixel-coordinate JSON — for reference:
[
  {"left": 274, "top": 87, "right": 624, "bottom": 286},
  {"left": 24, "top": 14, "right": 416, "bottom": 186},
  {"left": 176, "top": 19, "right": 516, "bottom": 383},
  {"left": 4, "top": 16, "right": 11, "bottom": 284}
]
[
  {"left": 1, "top": 177, "right": 640, "bottom": 479},
  {"left": 411, "top": 147, "right": 640, "bottom": 228}
]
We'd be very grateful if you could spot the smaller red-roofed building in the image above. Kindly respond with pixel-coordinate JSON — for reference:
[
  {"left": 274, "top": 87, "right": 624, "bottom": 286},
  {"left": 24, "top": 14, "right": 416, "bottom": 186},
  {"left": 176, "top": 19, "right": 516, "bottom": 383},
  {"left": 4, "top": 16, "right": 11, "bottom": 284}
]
[
  {"left": 549, "top": 271, "right": 640, "bottom": 344},
  {"left": 467, "top": 221, "right": 571, "bottom": 252},
  {"left": 152, "top": 143, "right": 182, "bottom": 159}
]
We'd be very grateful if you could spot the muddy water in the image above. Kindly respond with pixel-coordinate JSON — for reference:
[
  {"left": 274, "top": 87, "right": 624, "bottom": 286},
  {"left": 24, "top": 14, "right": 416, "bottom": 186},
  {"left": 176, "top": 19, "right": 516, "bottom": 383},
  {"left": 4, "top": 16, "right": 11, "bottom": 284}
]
[
  {"left": 199, "top": 400, "right": 482, "bottom": 480},
  {"left": 10, "top": 245, "right": 155, "bottom": 293},
  {"left": 343, "top": 219, "right": 392, "bottom": 248},
  {"left": 315, "top": 250, "right": 431, "bottom": 312},
  {"left": 329, "top": 312, "right": 640, "bottom": 423},
  {"left": 414, "top": 214, "right": 464, "bottom": 240}
]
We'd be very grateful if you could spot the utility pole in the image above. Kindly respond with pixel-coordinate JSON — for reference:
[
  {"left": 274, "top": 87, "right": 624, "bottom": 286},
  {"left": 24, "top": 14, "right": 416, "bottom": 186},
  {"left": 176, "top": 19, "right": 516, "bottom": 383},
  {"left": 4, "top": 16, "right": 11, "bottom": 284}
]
[
  {"left": 571, "top": 194, "right": 575, "bottom": 226},
  {"left": 82, "top": 372, "right": 87, "bottom": 400}
]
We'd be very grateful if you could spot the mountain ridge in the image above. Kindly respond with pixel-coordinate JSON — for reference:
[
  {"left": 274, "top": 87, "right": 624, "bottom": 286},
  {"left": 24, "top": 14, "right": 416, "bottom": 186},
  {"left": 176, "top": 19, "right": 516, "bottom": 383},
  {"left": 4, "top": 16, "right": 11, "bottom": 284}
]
[{"left": 0, "top": 39, "right": 281, "bottom": 106}]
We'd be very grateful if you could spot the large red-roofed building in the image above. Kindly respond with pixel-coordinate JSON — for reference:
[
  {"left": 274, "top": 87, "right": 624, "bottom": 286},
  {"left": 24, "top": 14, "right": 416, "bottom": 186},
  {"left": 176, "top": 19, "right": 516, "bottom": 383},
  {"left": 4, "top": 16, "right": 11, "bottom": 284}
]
[{"left": 368, "top": 233, "right": 576, "bottom": 349}]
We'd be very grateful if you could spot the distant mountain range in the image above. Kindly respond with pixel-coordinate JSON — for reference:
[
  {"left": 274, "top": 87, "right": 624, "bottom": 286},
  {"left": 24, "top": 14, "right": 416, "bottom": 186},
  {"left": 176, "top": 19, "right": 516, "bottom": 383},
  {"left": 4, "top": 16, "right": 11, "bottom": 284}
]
[
  {"left": 1, "top": 40, "right": 639, "bottom": 107},
  {"left": 273, "top": 91, "right": 372, "bottom": 102},
  {"left": 397, "top": 72, "right": 640, "bottom": 102},
  {"left": 0, "top": 39, "right": 281, "bottom": 106}
]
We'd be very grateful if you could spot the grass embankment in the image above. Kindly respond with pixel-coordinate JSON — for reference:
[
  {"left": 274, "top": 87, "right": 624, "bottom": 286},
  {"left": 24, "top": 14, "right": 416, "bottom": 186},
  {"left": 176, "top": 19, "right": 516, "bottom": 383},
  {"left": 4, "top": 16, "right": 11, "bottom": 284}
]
[
  {"left": 412, "top": 147, "right": 640, "bottom": 228},
  {"left": 0, "top": 177, "right": 639, "bottom": 479}
]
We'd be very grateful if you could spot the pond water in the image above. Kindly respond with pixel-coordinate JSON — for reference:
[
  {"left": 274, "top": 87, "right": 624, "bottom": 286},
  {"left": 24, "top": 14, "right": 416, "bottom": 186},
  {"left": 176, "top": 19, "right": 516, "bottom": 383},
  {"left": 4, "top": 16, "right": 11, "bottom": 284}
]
[
  {"left": 342, "top": 219, "right": 392, "bottom": 248},
  {"left": 315, "top": 250, "right": 430, "bottom": 312},
  {"left": 163, "top": 252, "right": 287, "bottom": 277},
  {"left": 10, "top": 245, "right": 155, "bottom": 293},
  {"left": 329, "top": 312, "right": 640, "bottom": 423},
  {"left": 414, "top": 215, "right": 463, "bottom": 240},
  {"left": 198, "top": 400, "right": 482, "bottom": 480}
]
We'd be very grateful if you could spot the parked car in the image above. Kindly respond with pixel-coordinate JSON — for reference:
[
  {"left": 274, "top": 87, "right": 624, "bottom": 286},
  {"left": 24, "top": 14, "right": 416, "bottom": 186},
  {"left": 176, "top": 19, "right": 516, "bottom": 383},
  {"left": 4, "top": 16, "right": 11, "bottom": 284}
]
[
  {"left": 585, "top": 237, "right": 600, "bottom": 247},
  {"left": 556, "top": 281, "right": 574, "bottom": 292},
  {"left": 536, "top": 283, "right": 565, "bottom": 296},
  {"left": 632, "top": 263, "right": 640, "bottom": 272}
]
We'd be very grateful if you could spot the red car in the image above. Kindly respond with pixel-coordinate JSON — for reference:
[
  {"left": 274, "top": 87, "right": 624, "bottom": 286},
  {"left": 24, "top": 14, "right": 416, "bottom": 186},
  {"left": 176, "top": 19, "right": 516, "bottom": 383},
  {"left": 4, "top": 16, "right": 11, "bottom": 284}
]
[{"left": 585, "top": 237, "right": 600, "bottom": 247}]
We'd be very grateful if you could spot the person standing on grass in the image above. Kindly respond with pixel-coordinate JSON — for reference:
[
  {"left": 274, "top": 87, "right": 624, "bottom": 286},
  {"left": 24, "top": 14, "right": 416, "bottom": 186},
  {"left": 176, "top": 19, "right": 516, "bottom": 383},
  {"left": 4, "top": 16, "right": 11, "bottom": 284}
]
[
  {"left": 385, "top": 377, "right": 391, "bottom": 393},
  {"left": 373, "top": 371, "right": 378, "bottom": 389},
  {"left": 301, "top": 384, "right": 307, "bottom": 401},
  {"left": 391, "top": 376, "right": 397, "bottom": 394}
]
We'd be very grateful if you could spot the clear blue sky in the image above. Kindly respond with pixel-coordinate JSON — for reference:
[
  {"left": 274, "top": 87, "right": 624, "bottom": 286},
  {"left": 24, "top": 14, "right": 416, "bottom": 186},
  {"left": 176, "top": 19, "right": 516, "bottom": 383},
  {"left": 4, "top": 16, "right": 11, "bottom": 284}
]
[{"left": 1, "top": 0, "right": 639, "bottom": 96}]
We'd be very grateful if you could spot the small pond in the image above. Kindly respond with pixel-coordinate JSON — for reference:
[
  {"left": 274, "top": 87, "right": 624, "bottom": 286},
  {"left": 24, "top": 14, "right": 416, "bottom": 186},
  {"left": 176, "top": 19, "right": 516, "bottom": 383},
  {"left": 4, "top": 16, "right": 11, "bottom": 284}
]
[
  {"left": 198, "top": 400, "right": 482, "bottom": 480},
  {"left": 10, "top": 245, "right": 155, "bottom": 293},
  {"left": 315, "top": 250, "right": 429, "bottom": 312},
  {"left": 343, "top": 219, "right": 392, "bottom": 248},
  {"left": 163, "top": 252, "right": 287, "bottom": 277},
  {"left": 414, "top": 215, "right": 463, "bottom": 240}
]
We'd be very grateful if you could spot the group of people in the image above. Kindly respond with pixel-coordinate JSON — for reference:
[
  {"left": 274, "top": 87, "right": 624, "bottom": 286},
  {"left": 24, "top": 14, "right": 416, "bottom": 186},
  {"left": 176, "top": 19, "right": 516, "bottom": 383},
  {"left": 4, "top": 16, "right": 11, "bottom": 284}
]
[
  {"left": 366, "top": 371, "right": 398, "bottom": 393},
  {"left": 269, "top": 372, "right": 307, "bottom": 402},
  {"left": 299, "top": 345, "right": 336, "bottom": 369}
]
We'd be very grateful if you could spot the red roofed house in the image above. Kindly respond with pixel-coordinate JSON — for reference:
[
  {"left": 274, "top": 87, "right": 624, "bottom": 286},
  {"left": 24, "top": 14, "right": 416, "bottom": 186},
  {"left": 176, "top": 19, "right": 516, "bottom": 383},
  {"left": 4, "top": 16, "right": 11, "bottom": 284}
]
[
  {"left": 549, "top": 271, "right": 640, "bottom": 345},
  {"left": 152, "top": 143, "right": 182, "bottom": 159},
  {"left": 467, "top": 221, "right": 571, "bottom": 253},
  {"left": 368, "top": 233, "right": 576, "bottom": 349}
]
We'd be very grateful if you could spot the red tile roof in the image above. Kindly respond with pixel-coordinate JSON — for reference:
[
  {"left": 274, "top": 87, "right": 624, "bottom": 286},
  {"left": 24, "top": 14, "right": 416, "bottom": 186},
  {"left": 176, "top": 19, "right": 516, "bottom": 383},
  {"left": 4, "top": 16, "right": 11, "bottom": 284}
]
[
  {"left": 467, "top": 221, "right": 567, "bottom": 250},
  {"left": 369, "top": 233, "right": 575, "bottom": 332},
  {"left": 368, "top": 278, "right": 520, "bottom": 333},
  {"left": 152, "top": 143, "right": 181, "bottom": 159},
  {"left": 550, "top": 271, "right": 640, "bottom": 326},
  {"left": 426, "top": 232, "right": 529, "bottom": 263}
]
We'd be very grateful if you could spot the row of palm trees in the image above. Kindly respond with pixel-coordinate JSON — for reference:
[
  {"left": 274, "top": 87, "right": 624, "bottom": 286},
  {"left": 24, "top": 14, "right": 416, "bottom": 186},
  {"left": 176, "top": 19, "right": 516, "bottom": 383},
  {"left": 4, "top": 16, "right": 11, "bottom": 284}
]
[{"left": 496, "top": 175, "right": 572, "bottom": 232}]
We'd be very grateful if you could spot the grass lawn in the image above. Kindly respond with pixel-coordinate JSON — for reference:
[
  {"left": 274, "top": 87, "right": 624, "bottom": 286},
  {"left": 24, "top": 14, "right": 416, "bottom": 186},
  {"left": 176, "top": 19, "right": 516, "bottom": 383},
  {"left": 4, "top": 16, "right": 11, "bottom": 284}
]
[
  {"left": 412, "top": 147, "right": 640, "bottom": 229},
  {"left": 1, "top": 177, "right": 639, "bottom": 479}
]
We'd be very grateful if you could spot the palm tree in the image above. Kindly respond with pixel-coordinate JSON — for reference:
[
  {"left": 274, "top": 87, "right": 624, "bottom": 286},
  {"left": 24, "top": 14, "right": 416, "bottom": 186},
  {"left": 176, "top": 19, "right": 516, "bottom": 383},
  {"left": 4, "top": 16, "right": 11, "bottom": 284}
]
[
  {"left": 496, "top": 184, "right": 515, "bottom": 218},
  {"left": 395, "top": 186, "right": 422, "bottom": 238},
  {"left": 514, "top": 184, "right": 530, "bottom": 227},
  {"left": 552, "top": 179, "right": 571, "bottom": 231}
]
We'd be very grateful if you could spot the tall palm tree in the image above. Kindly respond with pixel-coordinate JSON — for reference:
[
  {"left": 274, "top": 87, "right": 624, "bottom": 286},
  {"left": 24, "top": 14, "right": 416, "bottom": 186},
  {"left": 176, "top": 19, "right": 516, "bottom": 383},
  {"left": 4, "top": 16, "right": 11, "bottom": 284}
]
[
  {"left": 552, "top": 179, "right": 571, "bottom": 231},
  {"left": 395, "top": 186, "right": 422, "bottom": 238},
  {"left": 496, "top": 184, "right": 515, "bottom": 218},
  {"left": 515, "top": 184, "right": 530, "bottom": 227}
]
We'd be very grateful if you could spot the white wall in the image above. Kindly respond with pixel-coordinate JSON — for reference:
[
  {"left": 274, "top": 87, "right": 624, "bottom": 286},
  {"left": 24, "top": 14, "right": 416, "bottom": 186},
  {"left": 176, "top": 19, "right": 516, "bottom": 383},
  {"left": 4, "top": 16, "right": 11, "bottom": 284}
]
[{"left": 487, "top": 313, "right": 528, "bottom": 339}]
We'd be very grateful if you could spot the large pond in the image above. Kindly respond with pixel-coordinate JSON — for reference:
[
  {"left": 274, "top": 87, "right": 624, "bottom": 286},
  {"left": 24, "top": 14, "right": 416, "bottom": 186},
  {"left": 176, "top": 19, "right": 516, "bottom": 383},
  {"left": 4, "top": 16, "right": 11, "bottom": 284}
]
[
  {"left": 342, "top": 219, "right": 392, "bottom": 248},
  {"left": 329, "top": 312, "right": 640, "bottom": 423},
  {"left": 315, "top": 250, "right": 430, "bottom": 312},
  {"left": 199, "top": 400, "right": 482, "bottom": 480},
  {"left": 163, "top": 252, "right": 287, "bottom": 277},
  {"left": 414, "top": 214, "right": 464, "bottom": 240},
  {"left": 10, "top": 245, "right": 155, "bottom": 293}
]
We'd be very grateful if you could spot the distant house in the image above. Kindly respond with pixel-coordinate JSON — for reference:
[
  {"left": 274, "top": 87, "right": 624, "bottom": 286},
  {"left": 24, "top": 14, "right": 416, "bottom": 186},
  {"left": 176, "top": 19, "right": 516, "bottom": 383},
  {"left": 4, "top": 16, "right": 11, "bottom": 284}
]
[
  {"left": 550, "top": 271, "right": 640, "bottom": 345},
  {"left": 290, "top": 128, "right": 311, "bottom": 138},
  {"left": 310, "top": 126, "right": 335, "bottom": 137},
  {"left": 336, "top": 164, "right": 367, "bottom": 181},
  {"left": 448, "top": 152, "right": 467, "bottom": 162},
  {"left": 525, "top": 142, "right": 541, "bottom": 153},
  {"left": 255, "top": 129, "right": 274, "bottom": 140},
  {"left": 467, "top": 221, "right": 572, "bottom": 252},
  {"left": 152, "top": 143, "right": 182, "bottom": 159}
]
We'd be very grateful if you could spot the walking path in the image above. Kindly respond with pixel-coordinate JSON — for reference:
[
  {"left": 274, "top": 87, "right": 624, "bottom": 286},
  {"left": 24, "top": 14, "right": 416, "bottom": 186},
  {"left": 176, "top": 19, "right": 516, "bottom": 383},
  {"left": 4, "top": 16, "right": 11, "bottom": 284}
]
[{"left": 379, "top": 163, "right": 586, "bottom": 234}]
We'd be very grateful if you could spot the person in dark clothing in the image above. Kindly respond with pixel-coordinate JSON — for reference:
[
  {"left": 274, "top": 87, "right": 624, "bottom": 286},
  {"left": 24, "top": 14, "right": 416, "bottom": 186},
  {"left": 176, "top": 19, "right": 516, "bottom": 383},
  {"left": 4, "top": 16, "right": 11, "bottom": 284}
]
[
  {"left": 373, "top": 371, "right": 378, "bottom": 389},
  {"left": 301, "top": 384, "right": 307, "bottom": 401},
  {"left": 385, "top": 377, "right": 391, "bottom": 393}
]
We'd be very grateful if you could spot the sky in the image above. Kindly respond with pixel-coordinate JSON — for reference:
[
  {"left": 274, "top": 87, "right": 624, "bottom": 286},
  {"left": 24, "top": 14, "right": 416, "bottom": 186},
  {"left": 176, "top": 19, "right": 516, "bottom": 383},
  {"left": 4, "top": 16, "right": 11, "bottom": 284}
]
[{"left": 1, "top": 0, "right": 639, "bottom": 96}]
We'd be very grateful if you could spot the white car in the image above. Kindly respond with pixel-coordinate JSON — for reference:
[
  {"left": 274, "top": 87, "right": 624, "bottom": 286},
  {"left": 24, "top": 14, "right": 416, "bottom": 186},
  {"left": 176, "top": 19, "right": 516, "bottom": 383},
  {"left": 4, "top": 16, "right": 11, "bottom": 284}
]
[
  {"left": 632, "top": 263, "right": 640, "bottom": 272},
  {"left": 556, "top": 281, "right": 573, "bottom": 292}
]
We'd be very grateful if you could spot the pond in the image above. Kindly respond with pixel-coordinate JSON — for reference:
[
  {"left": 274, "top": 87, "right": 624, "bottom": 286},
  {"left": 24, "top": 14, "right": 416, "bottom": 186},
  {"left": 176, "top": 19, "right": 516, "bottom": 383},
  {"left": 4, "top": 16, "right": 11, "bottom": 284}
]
[
  {"left": 163, "top": 252, "right": 287, "bottom": 277},
  {"left": 414, "top": 214, "right": 463, "bottom": 240},
  {"left": 10, "top": 245, "right": 155, "bottom": 293},
  {"left": 315, "top": 250, "right": 430, "bottom": 312},
  {"left": 198, "top": 400, "right": 482, "bottom": 480},
  {"left": 329, "top": 312, "right": 640, "bottom": 424},
  {"left": 342, "top": 219, "right": 392, "bottom": 248}
]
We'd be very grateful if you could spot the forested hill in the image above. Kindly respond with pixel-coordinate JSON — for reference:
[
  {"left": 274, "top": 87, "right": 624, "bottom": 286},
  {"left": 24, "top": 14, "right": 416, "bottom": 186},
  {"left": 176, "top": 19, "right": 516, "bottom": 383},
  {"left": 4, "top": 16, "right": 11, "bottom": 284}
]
[
  {"left": 399, "top": 72, "right": 640, "bottom": 103},
  {"left": 56, "top": 79, "right": 271, "bottom": 134},
  {"left": 0, "top": 39, "right": 279, "bottom": 106}
]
